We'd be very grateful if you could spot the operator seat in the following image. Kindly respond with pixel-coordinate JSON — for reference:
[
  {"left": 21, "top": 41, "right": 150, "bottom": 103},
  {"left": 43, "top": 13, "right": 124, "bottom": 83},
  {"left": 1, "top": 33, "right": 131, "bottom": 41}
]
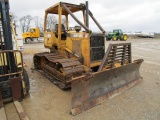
[{"left": 55, "top": 24, "right": 66, "bottom": 40}]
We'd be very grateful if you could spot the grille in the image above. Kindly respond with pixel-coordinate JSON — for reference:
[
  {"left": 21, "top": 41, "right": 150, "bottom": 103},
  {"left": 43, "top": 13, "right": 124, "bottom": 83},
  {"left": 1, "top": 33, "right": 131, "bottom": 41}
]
[{"left": 90, "top": 35, "right": 105, "bottom": 61}]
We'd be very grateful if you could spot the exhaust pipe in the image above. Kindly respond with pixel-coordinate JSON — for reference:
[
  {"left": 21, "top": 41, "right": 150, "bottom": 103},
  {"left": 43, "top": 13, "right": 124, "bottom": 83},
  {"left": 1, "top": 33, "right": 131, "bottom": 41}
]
[{"left": 85, "top": 1, "right": 89, "bottom": 28}]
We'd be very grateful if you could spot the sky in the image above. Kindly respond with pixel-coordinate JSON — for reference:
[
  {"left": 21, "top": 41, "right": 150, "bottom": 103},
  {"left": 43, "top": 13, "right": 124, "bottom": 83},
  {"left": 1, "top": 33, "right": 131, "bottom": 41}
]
[{"left": 9, "top": 0, "right": 160, "bottom": 33}]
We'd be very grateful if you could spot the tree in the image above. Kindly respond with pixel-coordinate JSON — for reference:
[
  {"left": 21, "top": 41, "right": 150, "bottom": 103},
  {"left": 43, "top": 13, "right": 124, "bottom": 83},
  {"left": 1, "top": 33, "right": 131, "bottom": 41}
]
[
  {"left": 46, "top": 14, "right": 57, "bottom": 32},
  {"left": 19, "top": 15, "right": 32, "bottom": 32},
  {"left": 62, "top": 17, "right": 66, "bottom": 28},
  {"left": 33, "top": 16, "right": 44, "bottom": 35},
  {"left": 46, "top": 15, "right": 67, "bottom": 31}
]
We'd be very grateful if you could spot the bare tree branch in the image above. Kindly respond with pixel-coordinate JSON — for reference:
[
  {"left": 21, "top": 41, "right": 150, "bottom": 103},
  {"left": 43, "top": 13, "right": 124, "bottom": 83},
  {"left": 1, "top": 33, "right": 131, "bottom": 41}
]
[
  {"left": 10, "top": 12, "right": 18, "bottom": 22},
  {"left": 46, "top": 14, "right": 57, "bottom": 32},
  {"left": 33, "top": 16, "right": 44, "bottom": 32},
  {"left": 19, "top": 15, "right": 33, "bottom": 32}
]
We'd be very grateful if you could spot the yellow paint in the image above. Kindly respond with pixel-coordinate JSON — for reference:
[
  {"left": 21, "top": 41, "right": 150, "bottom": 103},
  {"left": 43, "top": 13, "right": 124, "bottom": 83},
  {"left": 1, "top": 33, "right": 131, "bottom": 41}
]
[
  {"left": 90, "top": 61, "right": 101, "bottom": 68},
  {"left": 22, "top": 28, "right": 40, "bottom": 39},
  {"left": 0, "top": 53, "right": 7, "bottom": 66},
  {"left": 114, "top": 62, "right": 121, "bottom": 67},
  {"left": 123, "top": 35, "right": 128, "bottom": 41},
  {"left": 112, "top": 36, "right": 117, "bottom": 41},
  {"left": 43, "top": 2, "right": 105, "bottom": 70},
  {"left": 0, "top": 52, "right": 22, "bottom": 67},
  {"left": 44, "top": 32, "right": 55, "bottom": 48},
  {"left": 14, "top": 52, "right": 22, "bottom": 65}
]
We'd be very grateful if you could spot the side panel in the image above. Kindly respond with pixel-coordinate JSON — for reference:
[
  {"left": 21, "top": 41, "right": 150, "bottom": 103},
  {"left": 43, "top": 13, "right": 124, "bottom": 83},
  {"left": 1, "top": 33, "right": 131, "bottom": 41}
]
[
  {"left": 81, "top": 35, "right": 90, "bottom": 67},
  {"left": 66, "top": 33, "right": 90, "bottom": 67},
  {"left": 72, "top": 40, "right": 82, "bottom": 57},
  {"left": 66, "top": 36, "right": 72, "bottom": 51},
  {"left": 44, "top": 32, "right": 56, "bottom": 48}
]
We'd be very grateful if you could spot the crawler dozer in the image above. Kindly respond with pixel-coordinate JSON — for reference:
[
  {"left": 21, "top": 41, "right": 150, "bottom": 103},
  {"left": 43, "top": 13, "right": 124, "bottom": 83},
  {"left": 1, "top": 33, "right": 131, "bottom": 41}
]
[{"left": 33, "top": 1, "right": 143, "bottom": 115}]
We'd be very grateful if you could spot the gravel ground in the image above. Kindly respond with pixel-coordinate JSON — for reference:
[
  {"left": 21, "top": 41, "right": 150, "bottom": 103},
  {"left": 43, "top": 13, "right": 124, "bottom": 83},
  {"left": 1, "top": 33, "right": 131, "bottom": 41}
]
[{"left": 7, "top": 38, "right": 160, "bottom": 120}]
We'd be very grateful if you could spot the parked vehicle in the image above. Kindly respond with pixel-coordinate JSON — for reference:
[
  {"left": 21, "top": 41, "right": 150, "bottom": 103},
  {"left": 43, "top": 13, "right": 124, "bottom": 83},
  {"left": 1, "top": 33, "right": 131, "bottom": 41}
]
[
  {"left": 107, "top": 29, "right": 128, "bottom": 41},
  {"left": 22, "top": 28, "right": 40, "bottom": 43},
  {"left": 137, "top": 32, "right": 154, "bottom": 38}
]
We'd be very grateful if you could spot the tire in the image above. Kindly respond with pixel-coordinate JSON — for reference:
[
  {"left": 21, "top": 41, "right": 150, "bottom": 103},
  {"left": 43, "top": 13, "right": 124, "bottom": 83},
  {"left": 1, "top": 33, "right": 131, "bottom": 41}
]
[
  {"left": 121, "top": 34, "right": 128, "bottom": 41},
  {"left": 25, "top": 37, "right": 32, "bottom": 44},
  {"left": 23, "top": 68, "right": 30, "bottom": 94},
  {"left": 112, "top": 36, "right": 117, "bottom": 41}
]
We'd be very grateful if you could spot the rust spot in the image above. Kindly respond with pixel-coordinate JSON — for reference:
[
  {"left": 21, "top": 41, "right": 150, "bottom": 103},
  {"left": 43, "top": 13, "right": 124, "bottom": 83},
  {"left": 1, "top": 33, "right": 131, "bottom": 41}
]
[{"left": 10, "top": 77, "right": 22, "bottom": 101}]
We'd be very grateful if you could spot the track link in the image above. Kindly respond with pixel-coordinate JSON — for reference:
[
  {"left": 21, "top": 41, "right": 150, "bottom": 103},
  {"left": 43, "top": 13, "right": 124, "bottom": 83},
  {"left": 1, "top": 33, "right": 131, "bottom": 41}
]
[{"left": 33, "top": 52, "right": 85, "bottom": 89}]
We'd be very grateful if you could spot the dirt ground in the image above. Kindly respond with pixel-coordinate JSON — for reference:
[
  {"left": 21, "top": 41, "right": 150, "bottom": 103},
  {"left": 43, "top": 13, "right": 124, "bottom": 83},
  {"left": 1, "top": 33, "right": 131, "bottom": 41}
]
[{"left": 7, "top": 38, "right": 160, "bottom": 120}]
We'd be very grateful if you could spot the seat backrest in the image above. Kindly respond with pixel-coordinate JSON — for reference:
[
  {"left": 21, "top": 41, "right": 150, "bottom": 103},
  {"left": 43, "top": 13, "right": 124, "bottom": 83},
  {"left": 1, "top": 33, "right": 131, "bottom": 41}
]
[{"left": 55, "top": 24, "right": 65, "bottom": 32}]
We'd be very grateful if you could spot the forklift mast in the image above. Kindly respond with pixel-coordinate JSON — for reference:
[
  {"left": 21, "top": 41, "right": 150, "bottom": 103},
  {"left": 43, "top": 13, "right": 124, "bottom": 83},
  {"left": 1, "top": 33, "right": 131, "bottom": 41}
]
[
  {"left": 0, "top": 0, "right": 27, "bottom": 104},
  {"left": 0, "top": 0, "right": 17, "bottom": 73}
]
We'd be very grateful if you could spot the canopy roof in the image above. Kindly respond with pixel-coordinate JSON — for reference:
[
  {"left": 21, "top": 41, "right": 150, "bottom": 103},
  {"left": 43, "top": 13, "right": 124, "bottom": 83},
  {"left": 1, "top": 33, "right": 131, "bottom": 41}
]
[{"left": 45, "top": 2, "right": 85, "bottom": 15}]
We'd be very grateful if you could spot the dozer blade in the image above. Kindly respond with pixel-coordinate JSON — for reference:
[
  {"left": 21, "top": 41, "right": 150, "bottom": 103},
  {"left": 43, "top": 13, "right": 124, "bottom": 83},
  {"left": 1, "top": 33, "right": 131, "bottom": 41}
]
[
  {"left": 71, "top": 59, "right": 143, "bottom": 115},
  {"left": 71, "top": 43, "right": 143, "bottom": 115}
]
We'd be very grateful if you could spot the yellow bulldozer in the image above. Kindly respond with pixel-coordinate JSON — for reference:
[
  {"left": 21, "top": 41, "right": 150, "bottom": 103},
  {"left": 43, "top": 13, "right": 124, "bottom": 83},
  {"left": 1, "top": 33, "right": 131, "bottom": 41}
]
[{"left": 33, "top": 1, "right": 143, "bottom": 115}]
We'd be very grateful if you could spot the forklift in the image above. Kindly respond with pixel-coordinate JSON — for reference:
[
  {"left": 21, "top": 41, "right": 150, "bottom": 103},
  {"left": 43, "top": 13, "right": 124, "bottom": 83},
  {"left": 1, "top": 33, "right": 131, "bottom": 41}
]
[{"left": 0, "top": 0, "right": 29, "bottom": 107}]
